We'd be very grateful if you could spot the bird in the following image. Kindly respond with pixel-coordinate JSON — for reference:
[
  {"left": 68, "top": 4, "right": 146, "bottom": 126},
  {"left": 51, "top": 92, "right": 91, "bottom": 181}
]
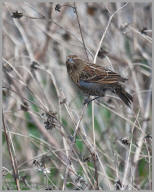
[{"left": 66, "top": 55, "right": 133, "bottom": 107}]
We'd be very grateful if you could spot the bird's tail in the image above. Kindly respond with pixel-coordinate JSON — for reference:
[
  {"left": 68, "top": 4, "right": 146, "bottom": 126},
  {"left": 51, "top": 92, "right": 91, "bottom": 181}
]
[{"left": 115, "top": 86, "right": 133, "bottom": 107}]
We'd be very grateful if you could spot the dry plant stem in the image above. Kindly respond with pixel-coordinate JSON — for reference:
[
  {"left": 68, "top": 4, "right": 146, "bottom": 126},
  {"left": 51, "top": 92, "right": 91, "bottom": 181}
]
[
  {"left": 47, "top": 174, "right": 58, "bottom": 189},
  {"left": 127, "top": 58, "right": 151, "bottom": 187},
  {"left": 5, "top": 3, "right": 34, "bottom": 61},
  {"left": 4, "top": 80, "right": 77, "bottom": 183},
  {"left": 93, "top": 155, "right": 99, "bottom": 189},
  {"left": 3, "top": 86, "right": 46, "bottom": 113},
  {"left": 12, "top": 20, "right": 34, "bottom": 62},
  {"left": 129, "top": 26, "right": 152, "bottom": 44},
  {"left": 61, "top": 94, "right": 113, "bottom": 189},
  {"left": 56, "top": 139, "right": 92, "bottom": 188},
  {"left": 74, "top": 2, "right": 89, "bottom": 61},
  {"left": 91, "top": 101, "right": 98, "bottom": 189},
  {"left": 20, "top": 2, "right": 93, "bottom": 59},
  {"left": 5, "top": 5, "right": 52, "bottom": 111},
  {"left": 31, "top": 71, "right": 50, "bottom": 110},
  {"left": 93, "top": 2, "right": 128, "bottom": 63},
  {"left": 96, "top": 101, "right": 143, "bottom": 132},
  {"left": 3, "top": 58, "right": 23, "bottom": 80},
  {"left": 62, "top": 130, "right": 76, "bottom": 190},
  {"left": 3, "top": 59, "right": 49, "bottom": 111},
  {"left": 73, "top": 119, "right": 113, "bottom": 189},
  {"left": 91, "top": 3, "right": 128, "bottom": 188},
  {"left": 36, "top": 4, "right": 53, "bottom": 60},
  {"left": 132, "top": 82, "right": 151, "bottom": 186},
  {"left": 50, "top": 19, "right": 93, "bottom": 58},
  {"left": 5, "top": 81, "right": 59, "bottom": 146},
  {"left": 31, "top": 71, "right": 84, "bottom": 189},
  {"left": 122, "top": 110, "right": 140, "bottom": 188},
  {"left": 5, "top": 4, "right": 53, "bottom": 109},
  {"left": 73, "top": 104, "right": 87, "bottom": 142},
  {"left": 66, "top": 102, "right": 112, "bottom": 188},
  {"left": 39, "top": 67, "right": 60, "bottom": 98},
  {"left": 49, "top": 150, "right": 80, "bottom": 188},
  {"left": 58, "top": 95, "right": 70, "bottom": 190},
  {"left": 7, "top": 68, "right": 83, "bottom": 187},
  {"left": 145, "top": 140, "right": 152, "bottom": 189},
  {"left": 28, "top": 114, "right": 81, "bottom": 187},
  {"left": 34, "top": 21, "right": 91, "bottom": 57},
  {"left": 3, "top": 2, "right": 151, "bottom": 190},
  {"left": 57, "top": 103, "right": 94, "bottom": 187},
  {"left": 2, "top": 111, "right": 21, "bottom": 191},
  {"left": 60, "top": 110, "right": 70, "bottom": 190},
  {"left": 70, "top": 145, "right": 94, "bottom": 188},
  {"left": 62, "top": 164, "right": 69, "bottom": 190},
  {"left": 59, "top": 129, "right": 94, "bottom": 188},
  {"left": 4, "top": 74, "right": 136, "bottom": 189},
  {"left": 127, "top": 60, "right": 144, "bottom": 112}
]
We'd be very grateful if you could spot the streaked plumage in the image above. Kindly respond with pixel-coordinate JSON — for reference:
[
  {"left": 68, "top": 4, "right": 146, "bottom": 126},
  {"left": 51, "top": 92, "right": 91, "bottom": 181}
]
[{"left": 66, "top": 55, "right": 133, "bottom": 107}]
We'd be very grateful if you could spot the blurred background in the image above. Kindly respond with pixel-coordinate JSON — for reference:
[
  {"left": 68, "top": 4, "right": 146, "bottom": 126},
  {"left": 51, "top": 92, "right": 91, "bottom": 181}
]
[{"left": 2, "top": 2, "right": 152, "bottom": 190}]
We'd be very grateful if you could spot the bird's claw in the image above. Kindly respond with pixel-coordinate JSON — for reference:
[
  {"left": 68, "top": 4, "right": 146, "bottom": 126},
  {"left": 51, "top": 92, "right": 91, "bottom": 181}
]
[
  {"left": 83, "top": 96, "right": 100, "bottom": 105},
  {"left": 83, "top": 98, "right": 91, "bottom": 105}
]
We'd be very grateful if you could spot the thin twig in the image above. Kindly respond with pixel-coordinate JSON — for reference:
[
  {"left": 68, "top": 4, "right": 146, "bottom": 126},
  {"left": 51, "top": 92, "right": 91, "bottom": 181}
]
[
  {"left": 73, "top": 104, "right": 87, "bottom": 142},
  {"left": 94, "top": 2, "right": 128, "bottom": 64},
  {"left": 74, "top": 2, "right": 89, "bottom": 61}
]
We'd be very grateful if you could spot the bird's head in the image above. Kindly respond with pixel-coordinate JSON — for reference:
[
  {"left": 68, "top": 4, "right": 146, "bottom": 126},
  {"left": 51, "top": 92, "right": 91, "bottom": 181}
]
[{"left": 66, "top": 55, "right": 84, "bottom": 73}]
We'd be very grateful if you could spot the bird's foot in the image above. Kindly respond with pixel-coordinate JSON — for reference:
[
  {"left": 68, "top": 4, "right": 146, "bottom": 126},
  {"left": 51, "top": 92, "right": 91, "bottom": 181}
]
[
  {"left": 83, "top": 96, "right": 100, "bottom": 105},
  {"left": 83, "top": 97, "right": 90, "bottom": 105}
]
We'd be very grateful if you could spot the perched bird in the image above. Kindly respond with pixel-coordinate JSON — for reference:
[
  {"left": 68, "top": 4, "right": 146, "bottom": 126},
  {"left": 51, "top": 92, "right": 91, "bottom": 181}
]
[{"left": 66, "top": 55, "right": 133, "bottom": 107}]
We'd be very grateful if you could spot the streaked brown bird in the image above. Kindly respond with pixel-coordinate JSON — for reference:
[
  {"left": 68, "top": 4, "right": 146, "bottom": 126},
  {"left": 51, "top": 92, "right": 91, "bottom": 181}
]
[{"left": 66, "top": 55, "right": 133, "bottom": 107}]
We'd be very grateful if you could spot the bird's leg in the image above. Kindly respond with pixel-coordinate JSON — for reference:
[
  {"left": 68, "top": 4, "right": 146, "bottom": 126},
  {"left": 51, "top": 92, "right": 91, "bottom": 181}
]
[
  {"left": 83, "top": 96, "right": 100, "bottom": 105},
  {"left": 83, "top": 96, "right": 90, "bottom": 105}
]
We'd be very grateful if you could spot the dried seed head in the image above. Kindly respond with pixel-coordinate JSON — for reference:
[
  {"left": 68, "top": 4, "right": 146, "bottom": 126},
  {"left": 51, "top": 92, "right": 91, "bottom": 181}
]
[
  {"left": 11, "top": 11, "right": 23, "bottom": 19},
  {"left": 144, "top": 134, "right": 152, "bottom": 140},
  {"left": 62, "top": 32, "right": 71, "bottom": 41},
  {"left": 3, "top": 62, "right": 13, "bottom": 72},
  {"left": 141, "top": 27, "right": 148, "bottom": 35},
  {"left": 55, "top": 4, "right": 61, "bottom": 12},
  {"left": 60, "top": 98, "right": 66, "bottom": 104},
  {"left": 82, "top": 156, "right": 91, "bottom": 162},
  {"left": 115, "top": 179, "right": 122, "bottom": 190},
  {"left": 30, "top": 61, "right": 40, "bottom": 70},
  {"left": 119, "top": 137, "right": 130, "bottom": 146},
  {"left": 98, "top": 47, "right": 109, "bottom": 59},
  {"left": 20, "top": 102, "right": 29, "bottom": 111},
  {"left": 43, "top": 111, "right": 57, "bottom": 130}
]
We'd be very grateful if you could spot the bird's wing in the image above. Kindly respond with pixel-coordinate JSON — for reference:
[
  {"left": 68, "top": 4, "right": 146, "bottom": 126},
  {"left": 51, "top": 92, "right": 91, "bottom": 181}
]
[{"left": 79, "top": 64, "right": 126, "bottom": 84}]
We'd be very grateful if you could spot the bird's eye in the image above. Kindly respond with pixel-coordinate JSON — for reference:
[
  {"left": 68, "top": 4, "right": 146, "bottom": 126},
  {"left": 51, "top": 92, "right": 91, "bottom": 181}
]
[{"left": 67, "top": 58, "right": 74, "bottom": 64}]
